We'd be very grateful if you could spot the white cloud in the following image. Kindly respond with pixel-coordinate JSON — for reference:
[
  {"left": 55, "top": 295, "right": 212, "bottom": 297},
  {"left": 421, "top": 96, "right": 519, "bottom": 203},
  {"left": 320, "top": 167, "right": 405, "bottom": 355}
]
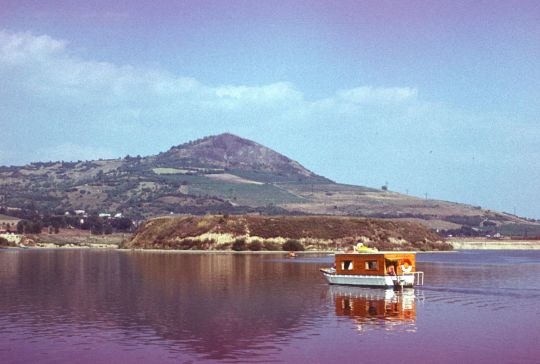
[
  {"left": 0, "top": 31, "right": 66, "bottom": 65},
  {"left": 0, "top": 31, "right": 305, "bottom": 111},
  {"left": 215, "top": 82, "right": 302, "bottom": 102},
  {"left": 336, "top": 86, "right": 418, "bottom": 104},
  {"left": 0, "top": 30, "right": 419, "bottom": 116}
]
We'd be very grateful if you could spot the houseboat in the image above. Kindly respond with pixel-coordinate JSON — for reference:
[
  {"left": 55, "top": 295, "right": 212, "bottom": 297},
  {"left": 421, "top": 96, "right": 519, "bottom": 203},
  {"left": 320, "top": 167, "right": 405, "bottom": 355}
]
[{"left": 320, "top": 249, "right": 424, "bottom": 288}]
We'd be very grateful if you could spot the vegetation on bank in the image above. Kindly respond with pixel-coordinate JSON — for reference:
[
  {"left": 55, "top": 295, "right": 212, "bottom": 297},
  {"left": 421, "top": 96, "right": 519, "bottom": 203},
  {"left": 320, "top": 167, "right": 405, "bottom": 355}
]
[
  {"left": 0, "top": 236, "right": 16, "bottom": 247},
  {"left": 0, "top": 207, "right": 134, "bottom": 235},
  {"left": 125, "top": 215, "right": 451, "bottom": 251}
]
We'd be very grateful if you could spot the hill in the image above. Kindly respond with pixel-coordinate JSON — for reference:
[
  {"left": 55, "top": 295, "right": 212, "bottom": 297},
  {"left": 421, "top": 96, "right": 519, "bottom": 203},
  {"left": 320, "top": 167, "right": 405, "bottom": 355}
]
[
  {"left": 0, "top": 133, "right": 538, "bottom": 235},
  {"left": 126, "top": 215, "right": 450, "bottom": 251}
]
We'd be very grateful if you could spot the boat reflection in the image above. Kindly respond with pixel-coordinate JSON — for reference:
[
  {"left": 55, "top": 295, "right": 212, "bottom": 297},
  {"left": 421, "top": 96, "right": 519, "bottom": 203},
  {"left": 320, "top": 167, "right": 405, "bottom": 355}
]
[{"left": 330, "top": 286, "right": 417, "bottom": 332}]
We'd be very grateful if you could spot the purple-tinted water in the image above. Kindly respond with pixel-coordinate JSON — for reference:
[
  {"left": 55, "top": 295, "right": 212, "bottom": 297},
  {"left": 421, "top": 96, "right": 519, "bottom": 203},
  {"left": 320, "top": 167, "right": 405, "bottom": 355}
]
[{"left": 0, "top": 250, "right": 539, "bottom": 363}]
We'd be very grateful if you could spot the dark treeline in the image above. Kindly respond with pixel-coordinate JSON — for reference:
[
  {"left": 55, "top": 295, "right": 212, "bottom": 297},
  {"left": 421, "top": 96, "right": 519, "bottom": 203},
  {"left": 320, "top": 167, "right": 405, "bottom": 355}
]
[{"left": 0, "top": 207, "right": 134, "bottom": 235}]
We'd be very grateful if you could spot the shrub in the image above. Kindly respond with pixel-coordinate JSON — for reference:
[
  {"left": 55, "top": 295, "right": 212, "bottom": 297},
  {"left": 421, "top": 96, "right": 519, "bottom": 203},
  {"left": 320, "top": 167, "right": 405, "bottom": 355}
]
[
  {"left": 410, "top": 240, "right": 453, "bottom": 251},
  {"left": 0, "top": 237, "right": 14, "bottom": 247},
  {"left": 232, "top": 238, "right": 247, "bottom": 251},
  {"left": 118, "top": 237, "right": 129, "bottom": 249},
  {"left": 198, "top": 238, "right": 215, "bottom": 250},
  {"left": 263, "top": 240, "right": 281, "bottom": 251},
  {"left": 179, "top": 238, "right": 215, "bottom": 250},
  {"left": 366, "top": 241, "right": 395, "bottom": 251},
  {"left": 216, "top": 242, "right": 232, "bottom": 250},
  {"left": 282, "top": 239, "right": 304, "bottom": 251},
  {"left": 248, "top": 240, "right": 263, "bottom": 251},
  {"left": 179, "top": 239, "right": 195, "bottom": 250}
]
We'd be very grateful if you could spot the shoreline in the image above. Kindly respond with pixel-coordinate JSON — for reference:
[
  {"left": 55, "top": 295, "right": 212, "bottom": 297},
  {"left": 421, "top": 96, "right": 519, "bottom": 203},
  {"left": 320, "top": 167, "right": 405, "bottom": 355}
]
[
  {"left": 448, "top": 239, "right": 540, "bottom": 250},
  {"left": 4, "top": 244, "right": 540, "bottom": 253},
  {"left": 117, "top": 249, "right": 332, "bottom": 254},
  {"left": 4, "top": 232, "right": 540, "bottom": 251}
]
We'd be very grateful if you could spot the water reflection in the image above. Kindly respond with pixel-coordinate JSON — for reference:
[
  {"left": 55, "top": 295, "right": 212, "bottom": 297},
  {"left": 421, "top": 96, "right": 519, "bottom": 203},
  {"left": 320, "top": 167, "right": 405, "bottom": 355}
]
[
  {"left": 0, "top": 250, "right": 328, "bottom": 362},
  {"left": 2, "top": 250, "right": 540, "bottom": 364},
  {"left": 330, "top": 286, "right": 416, "bottom": 332},
  {"left": 120, "top": 252, "right": 327, "bottom": 360}
]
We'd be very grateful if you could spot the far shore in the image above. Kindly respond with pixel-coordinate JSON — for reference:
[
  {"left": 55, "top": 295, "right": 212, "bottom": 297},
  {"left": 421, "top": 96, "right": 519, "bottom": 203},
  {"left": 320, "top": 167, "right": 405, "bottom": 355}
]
[
  {"left": 117, "top": 249, "right": 332, "bottom": 254},
  {"left": 448, "top": 238, "right": 540, "bottom": 250},
  {"left": 4, "top": 244, "right": 540, "bottom": 252},
  {"left": 4, "top": 231, "right": 540, "bottom": 251}
]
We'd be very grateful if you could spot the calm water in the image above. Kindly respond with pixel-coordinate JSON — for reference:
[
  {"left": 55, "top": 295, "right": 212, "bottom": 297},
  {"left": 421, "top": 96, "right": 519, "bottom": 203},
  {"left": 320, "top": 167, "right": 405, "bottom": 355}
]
[{"left": 1, "top": 250, "right": 539, "bottom": 363}]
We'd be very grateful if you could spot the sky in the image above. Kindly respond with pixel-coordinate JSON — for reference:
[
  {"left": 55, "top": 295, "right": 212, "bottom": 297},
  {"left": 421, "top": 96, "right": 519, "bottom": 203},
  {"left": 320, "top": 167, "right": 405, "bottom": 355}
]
[{"left": 1, "top": 0, "right": 539, "bottom": 218}]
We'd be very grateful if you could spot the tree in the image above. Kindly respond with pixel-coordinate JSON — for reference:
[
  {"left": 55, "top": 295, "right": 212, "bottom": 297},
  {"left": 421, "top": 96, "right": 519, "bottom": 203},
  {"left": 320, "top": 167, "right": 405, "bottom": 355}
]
[
  {"left": 248, "top": 240, "right": 263, "bottom": 251},
  {"left": 17, "top": 220, "right": 42, "bottom": 234},
  {"left": 16, "top": 221, "right": 25, "bottom": 234},
  {"left": 110, "top": 217, "right": 133, "bottom": 231},
  {"left": 232, "top": 238, "right": 247, "bottom": 251},
  {"left": 282, "top": 239, "right": 304, "bottom": 251},
  {"left": 30, "top": 221, "right": 43, "bottom": 234},
  {"left": 103, "top": 224, "right": 113, "bottom": 235}
]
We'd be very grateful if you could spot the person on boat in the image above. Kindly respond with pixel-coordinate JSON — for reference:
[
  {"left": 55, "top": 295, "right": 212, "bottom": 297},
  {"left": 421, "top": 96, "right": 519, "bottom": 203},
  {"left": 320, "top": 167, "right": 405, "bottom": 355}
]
[{"left": 387, "top": 265, "right": 396, "bottom": 275}]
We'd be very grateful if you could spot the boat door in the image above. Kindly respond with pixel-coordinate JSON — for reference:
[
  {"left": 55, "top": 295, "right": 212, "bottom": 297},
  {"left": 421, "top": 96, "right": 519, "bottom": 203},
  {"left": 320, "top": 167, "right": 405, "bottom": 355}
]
[{"left": 385, "top": 259, "right": 398, "bottom": 275}]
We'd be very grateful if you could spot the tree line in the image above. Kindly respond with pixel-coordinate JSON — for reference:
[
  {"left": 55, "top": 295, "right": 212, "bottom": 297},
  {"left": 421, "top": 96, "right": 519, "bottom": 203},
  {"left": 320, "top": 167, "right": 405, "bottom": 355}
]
[{"left": 0, "top": 208, "right": 134, "bottom": 235}]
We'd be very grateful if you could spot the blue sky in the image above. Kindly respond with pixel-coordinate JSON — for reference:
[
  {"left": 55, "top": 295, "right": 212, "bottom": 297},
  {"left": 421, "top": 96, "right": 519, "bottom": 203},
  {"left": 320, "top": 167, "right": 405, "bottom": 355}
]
[{"left": 1, "top": 1, "right": 539, "bottom": 218}]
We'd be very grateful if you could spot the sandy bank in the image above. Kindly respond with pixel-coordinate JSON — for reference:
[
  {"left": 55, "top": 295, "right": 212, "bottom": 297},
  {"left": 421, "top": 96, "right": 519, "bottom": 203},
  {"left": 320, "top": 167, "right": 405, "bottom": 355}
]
[
  {"left": 1, "top": 231, "right": 126, "bottom": 249},
  {"left": 449, "top": 239, "right": 540, "bottom": 250}
]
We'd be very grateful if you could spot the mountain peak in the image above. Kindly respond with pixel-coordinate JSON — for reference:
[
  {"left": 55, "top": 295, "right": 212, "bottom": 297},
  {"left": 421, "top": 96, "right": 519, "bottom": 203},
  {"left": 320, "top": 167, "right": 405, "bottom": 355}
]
[
  {"left": 209, "top": 132, "right": 250, "bottom": 143},
  {"left": 157, "top": 133, "right": 323, "bottom": 180},
  {"left": 192, "top": 133, "right": 257, "bottom": 150}
]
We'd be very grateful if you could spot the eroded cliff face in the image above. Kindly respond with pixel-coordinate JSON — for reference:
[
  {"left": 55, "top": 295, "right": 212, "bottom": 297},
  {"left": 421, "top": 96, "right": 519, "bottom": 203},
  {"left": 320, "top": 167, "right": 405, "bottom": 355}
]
[{"left": 126, "top": 215, "right": 450, "bottom": 251}]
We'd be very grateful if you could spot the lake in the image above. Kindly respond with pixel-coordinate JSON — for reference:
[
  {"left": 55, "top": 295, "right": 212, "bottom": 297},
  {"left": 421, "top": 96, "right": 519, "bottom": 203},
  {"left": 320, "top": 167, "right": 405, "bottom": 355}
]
[{"left": 1, "top": 250, "right": 539, "bottom": 363}]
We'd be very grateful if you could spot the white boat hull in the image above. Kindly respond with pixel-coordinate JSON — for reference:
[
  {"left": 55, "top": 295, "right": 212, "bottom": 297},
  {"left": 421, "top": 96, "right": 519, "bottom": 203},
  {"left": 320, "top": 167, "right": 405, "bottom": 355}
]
[{"left": 321, "top": 269, "right": 415, "bottom": 288}]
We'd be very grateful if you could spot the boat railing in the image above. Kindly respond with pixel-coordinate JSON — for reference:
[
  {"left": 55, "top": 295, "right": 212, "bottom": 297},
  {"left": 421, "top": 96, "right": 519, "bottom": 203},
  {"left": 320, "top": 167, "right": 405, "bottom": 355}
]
[{"left": 413, "top": 271, "right": 424, "bottom": 286}]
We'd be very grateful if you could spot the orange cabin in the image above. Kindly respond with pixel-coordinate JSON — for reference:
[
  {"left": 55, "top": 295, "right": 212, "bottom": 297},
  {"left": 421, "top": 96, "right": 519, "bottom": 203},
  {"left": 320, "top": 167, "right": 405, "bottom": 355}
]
[{"left": 334, "top": 252, "right": 416, "bottom": 276}]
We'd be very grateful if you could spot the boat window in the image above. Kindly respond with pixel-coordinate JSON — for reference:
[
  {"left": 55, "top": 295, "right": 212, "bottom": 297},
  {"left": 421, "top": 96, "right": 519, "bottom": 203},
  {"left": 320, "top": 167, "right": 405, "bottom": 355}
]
[
  {"left": 341, "top": 260, "right": 354, "bottom": 270},
  {"left": 365, "top": 261, "right": 378, "bottom": 270}
]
